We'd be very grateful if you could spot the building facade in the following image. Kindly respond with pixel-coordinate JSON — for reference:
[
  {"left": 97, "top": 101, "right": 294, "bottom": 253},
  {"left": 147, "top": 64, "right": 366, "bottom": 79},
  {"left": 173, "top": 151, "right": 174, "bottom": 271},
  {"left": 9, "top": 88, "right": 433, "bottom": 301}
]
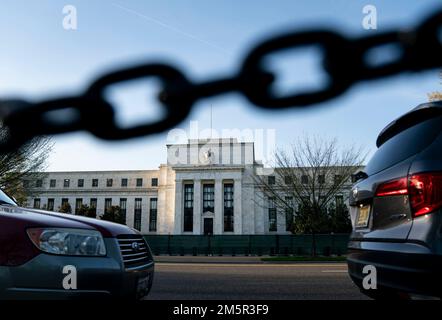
[{"left": 24, "top": 138, "right": 353, "bottom": 235}]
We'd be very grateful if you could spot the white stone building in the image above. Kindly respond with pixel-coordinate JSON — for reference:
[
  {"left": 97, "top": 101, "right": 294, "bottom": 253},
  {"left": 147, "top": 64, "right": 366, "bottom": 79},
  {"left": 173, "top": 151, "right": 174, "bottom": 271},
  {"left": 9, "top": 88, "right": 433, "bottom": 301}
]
[{"left": 24, "top": 138, "right": 353, "bottom": 235}]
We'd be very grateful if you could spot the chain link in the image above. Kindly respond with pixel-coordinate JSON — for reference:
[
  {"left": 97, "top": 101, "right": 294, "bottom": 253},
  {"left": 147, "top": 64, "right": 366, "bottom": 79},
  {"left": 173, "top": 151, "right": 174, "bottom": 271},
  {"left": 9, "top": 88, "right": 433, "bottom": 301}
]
[{"left": 0, "top": 9, "right": 441, "bottom": 152}]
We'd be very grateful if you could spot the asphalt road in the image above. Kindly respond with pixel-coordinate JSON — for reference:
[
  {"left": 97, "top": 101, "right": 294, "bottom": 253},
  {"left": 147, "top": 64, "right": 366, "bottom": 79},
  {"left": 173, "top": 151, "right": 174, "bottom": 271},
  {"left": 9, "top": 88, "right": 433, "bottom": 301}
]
[{"left": 148, "top": 262, "right": 368, "bottom": 300}]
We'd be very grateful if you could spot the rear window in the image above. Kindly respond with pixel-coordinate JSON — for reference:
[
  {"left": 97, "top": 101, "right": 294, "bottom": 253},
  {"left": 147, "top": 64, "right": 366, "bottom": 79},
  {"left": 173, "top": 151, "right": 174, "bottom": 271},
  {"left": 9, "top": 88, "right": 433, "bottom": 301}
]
[{"left": 365, "top": 115, "right": 442, "bottom": 175}]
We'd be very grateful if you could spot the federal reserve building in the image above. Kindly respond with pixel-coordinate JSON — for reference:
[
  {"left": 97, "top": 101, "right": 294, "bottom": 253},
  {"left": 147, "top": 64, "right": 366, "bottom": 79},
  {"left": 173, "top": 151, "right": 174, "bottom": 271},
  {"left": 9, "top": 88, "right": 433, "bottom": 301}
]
[{"left": 24, "top": 138, "right": 352, "bottom": 235}]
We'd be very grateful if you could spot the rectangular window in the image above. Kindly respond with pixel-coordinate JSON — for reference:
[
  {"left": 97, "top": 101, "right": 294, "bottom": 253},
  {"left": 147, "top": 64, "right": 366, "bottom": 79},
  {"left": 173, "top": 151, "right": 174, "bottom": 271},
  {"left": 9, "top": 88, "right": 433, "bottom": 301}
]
[
  {"left": 268, "top": 176, "right": 276, "bottom": 185},
  {"left": 223, "top": 183, "right": 234, "bottom": 232},
  {"left": 47, "top": 198, "right": 54, "bottom": 211},
  {"left": 33, "top": 198, "right": 41, "bottom": 209},
  {"left": 284, "top": 176, "right": 292, "bottom": 185},
  {"left": 121, "top": 178, "right": 128, "bottom": 187},
  {"left": 134, "top": 198, "right": 142, "bottom": 231},
  {"left": 334, "top": 175, "right": 342, "bottom": 184},
  {"left": 184, "top": 184, "right": 194, "bottom": 232},
  {"left": 106, "top": 179, "right": 113, "bottom": 187},
  {"left": 136, "top": 178, "right": 143, "bottom": 187},
  {"left": 92, "top": 179, "right": 98, "bottom": 187},
  {"left": 301, "top": 175, "right": 309, "bottom": 184},
  {"left": 50, "top": 179, "right": 56, "bottom": 188},
  {"left": 285, "top": 197, "right": 294, "bottom": 231},
  {"left": 77, "top": 179, "right": 84, "bottom": 188},
  {"left": 203, "top": 184, "right": 215, "bottom": 212},
  {"left": 75, "top": 198, "right": 83, "bottom": 215},
  {"left": 90, "top": 198, "right": 97, "bottom": 215},
  {"left": 151, "top": 178, "right": 158, "bottom": 187},
  {"left": 149, "top": 198, "right": 158, "bottom": 232},
  {"left": 61, "top": 198, "right": 69, "bottom": 207},
  {"left": 35, "top": 179, "right": 43, "bottom": 188},
  {"left": 318, "top": 175, "right": 325, "bottom": 184},
  {"left": 63, "top": 179, "right": 70, "bottom": 188},
  {"left": 105, "top": 198, "right": 112, "bottom": 213},
  {"left": 119, "top": 198, "right": 127, "bottom": 224},
  {"left": 335, "top": 195, "right": 344, "bottom": 207},
  {"left": 268, "top": 197, "right": 277, "bottom": 232}
]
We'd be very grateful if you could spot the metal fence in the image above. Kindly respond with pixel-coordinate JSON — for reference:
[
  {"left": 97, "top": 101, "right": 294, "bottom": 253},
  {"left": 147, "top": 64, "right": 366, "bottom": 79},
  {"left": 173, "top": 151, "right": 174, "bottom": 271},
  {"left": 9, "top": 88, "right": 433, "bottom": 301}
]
[{"left": 143, "top": 234, "right": 349, "bottom": 256}]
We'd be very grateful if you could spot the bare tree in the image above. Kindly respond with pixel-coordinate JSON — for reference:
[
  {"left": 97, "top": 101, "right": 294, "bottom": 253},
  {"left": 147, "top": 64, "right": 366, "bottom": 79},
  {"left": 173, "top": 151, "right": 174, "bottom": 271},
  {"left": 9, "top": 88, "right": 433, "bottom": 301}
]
[
  {"left": 255, "top": 135, "right": 366, "bottom": 256},
  {"left": 0, "top": 128, "right": 53, "bottom": 205}
]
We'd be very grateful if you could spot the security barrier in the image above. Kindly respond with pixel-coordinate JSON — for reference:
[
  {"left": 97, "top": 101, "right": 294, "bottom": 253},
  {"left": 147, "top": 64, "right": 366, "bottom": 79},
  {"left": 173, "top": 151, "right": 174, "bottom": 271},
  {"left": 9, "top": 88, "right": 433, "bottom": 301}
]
[{"left": 143, "top": 234, "right": 349, "bottom": 256}]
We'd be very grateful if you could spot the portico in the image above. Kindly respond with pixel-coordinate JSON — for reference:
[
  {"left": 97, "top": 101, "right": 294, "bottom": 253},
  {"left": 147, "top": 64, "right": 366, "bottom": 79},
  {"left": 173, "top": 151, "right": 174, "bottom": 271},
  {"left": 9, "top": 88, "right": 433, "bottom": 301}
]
[{"left": 173, "top": 168, "right": 244, "bottom": 235}]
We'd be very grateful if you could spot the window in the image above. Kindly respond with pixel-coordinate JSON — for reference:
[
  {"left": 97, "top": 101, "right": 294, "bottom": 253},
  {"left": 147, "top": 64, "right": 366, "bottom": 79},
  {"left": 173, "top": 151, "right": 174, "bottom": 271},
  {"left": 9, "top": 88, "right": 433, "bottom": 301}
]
[
  {"left": 121, "top": 178, "right": 128, "bottom": 187},
  {"left": 105, "top": 198, "right": 112, "bottom": 212},
  {"left": 63, "top": 179, "right": 70, "bottom": 188},
  {"left": 335, "top": 195, "right": 344, "bottom": 207},
  {"left": 284, "top": 176, "right": 292, "bottom": 185},
  {"left": 223, "top": 183, "right": 234, "bottom": 232},
  {"left": 50, "top": 179, "right": 56, "bottom": 188},
  {"left": 90, "top": 198, "right": 97, "bottom": 215},
  {"left": 61, "top": 198, "right": 69, "bottom": 207},
  {"left": 203, "top": 184, "right": 215, "bottom": 212},
  {"left": 23, "top": 180, "right": 29, "bottom": 188},
  {"left": 134, "top": 198, "right": 142, "bottom": 231},
  {"left": 285, "top": 197, "right": 294, "bottom": 231},
  {"left": 334, "top": 175, "right": 342, "bottom": 184},
  {"left": 47, "top": 198, "right": 54, "bottom": 211},
  {"left": 151, "top": 178, "right": 158, "bottom": 187},
  {"left": 318, "top": 175, "right": 325, "bottom": 184},
  {"left": 149, "top": 198, "right": 158, "bottom": 232},
  {"left": 365, "top": 116, "right": 442, "bottom": 176},
  {"left": 77, "top": 179, "right": 84, "bottom": 187},
  {"left": 136, "top": 178, "right": 143, "bottom": 187},
  {"left": 33, "top": 198, "right": 41, "bottom": 209},
  {"left": 184, "top": 184, "right": 194, "bottom": 232},
  {"left": 35, "top": 179, "right": 43, "bottom": 188},
  {"left": 268, "top": 176, "right": 276, "bottom": 185},
  {"left": 301, "top": 175, "right": 309, "bottom": 184},
  {"left": 75, "top": 198, "right": 83, "bottom": 215},
  {"left": 120, "top": 198, "right": 127, "bottom": 224},
  {"left": 92, "top": 179, "right": 98, "bottom": 187},
  {"left": 268, "top": 197, "right": 277, "bottom": 232},
  {"left": 106, "top": 179, "right": 113, "bottom": 187}
]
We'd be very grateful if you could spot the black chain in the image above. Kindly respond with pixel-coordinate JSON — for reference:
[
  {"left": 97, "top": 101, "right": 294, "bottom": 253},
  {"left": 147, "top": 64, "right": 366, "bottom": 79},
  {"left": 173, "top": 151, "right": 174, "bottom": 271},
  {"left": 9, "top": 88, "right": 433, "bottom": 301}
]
[{"left": 0, "top": 9, "right": 441, "bottom": 152}]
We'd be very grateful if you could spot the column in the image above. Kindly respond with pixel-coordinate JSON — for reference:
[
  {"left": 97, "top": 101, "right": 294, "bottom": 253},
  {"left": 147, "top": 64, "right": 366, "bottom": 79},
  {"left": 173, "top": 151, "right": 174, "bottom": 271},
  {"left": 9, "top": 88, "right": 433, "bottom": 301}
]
[
  {"left": 214, "top": 179, "right": 223, "bottom": 234},
  {"left": 193, "top": 179, "right": 202, "bottom": 235},
  {"left": 234, "top": 179, "right": 242, "bottom": 234},
  {"left": 173, "top": 180, "right": 183, "bottom": 234}
]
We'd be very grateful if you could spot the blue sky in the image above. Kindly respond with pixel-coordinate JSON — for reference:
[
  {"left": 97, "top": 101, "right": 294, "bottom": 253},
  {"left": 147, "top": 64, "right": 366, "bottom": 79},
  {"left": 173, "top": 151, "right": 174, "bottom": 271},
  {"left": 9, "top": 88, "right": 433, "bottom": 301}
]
[{"left": 0, "top": 0, "right": 441, "bottom": 171}]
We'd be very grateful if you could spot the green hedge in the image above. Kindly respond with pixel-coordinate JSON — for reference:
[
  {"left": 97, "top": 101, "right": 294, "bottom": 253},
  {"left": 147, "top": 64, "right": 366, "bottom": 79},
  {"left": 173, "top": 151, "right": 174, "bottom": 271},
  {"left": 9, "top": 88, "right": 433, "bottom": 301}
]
[{"left": 143, "top": 234, "right": 349, "bottom": 256}]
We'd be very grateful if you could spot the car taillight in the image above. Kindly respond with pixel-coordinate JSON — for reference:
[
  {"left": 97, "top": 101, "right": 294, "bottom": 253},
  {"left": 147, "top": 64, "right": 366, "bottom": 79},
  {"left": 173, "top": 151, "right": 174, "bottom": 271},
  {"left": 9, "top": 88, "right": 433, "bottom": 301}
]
[
  {"left": 375, "top": 173, "right": 442, "bottom": 218},
  {"left": 375, "top": 177, "right": 408, "bottom": 197},
  {"left": 408, "top": 173, "right": 442, "bottom": 217}
]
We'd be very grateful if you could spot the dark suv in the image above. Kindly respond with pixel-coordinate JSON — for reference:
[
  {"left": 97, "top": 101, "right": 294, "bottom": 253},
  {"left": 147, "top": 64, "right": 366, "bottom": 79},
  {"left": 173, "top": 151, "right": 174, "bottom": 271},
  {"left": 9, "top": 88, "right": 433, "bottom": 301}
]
[
  {"left": 347, "top": 100, "right": 442, "bottom": 299},
  {"left": 0, "top": 191, "right": 154, "bottom": 300}
]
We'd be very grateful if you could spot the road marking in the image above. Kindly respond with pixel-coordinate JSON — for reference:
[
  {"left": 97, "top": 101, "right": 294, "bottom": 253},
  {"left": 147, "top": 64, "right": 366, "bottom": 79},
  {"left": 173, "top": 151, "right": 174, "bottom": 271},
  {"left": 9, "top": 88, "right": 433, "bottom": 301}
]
[{"left": 157, "top": 262, "right": 348, "bottom": 268}]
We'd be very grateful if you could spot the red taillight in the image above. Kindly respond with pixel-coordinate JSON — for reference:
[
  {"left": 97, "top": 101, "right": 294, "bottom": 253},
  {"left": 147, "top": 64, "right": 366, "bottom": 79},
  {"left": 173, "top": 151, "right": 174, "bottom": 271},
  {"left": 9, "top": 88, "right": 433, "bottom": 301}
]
[
  {"left": 375, "top": 177, "right": 408, "bottom": 197},
  {"left": 375, "top": 173, "right": 442, "bottom": 218},
  {"left": 408, "top": 173, "right": 442, "bottom": 217}
]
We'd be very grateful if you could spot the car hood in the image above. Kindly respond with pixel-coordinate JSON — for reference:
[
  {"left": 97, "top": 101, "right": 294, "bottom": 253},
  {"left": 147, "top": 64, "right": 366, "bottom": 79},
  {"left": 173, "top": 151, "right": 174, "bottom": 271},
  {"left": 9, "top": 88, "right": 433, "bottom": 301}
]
[{"left": 0, "top": 205, "right": 138, "bottom": 237}]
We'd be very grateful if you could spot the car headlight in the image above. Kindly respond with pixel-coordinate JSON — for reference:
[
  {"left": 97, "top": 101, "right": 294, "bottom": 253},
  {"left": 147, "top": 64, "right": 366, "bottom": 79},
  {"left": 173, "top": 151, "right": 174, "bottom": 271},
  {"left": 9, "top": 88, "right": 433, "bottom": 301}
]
[{"left": 27, "top": 228, "right": 106, "bottom": 256}]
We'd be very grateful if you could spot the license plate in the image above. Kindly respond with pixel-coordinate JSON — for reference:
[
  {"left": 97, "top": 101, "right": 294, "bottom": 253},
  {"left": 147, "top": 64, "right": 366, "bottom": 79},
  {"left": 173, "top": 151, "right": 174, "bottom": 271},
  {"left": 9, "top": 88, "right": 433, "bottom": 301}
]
[
  {"left": 356, "top": 205, "right": 370, "bottom": 228},
  {"left": 137, "top": 275, "right": 150, "bottom": 295}
]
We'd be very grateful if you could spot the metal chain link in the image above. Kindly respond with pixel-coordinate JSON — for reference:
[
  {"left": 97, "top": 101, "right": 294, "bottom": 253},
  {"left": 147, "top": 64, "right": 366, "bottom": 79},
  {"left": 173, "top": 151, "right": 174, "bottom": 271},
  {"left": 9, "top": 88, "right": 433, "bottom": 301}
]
[{"left": 0, "top": 9, "right": 441, "bottom": 152}]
